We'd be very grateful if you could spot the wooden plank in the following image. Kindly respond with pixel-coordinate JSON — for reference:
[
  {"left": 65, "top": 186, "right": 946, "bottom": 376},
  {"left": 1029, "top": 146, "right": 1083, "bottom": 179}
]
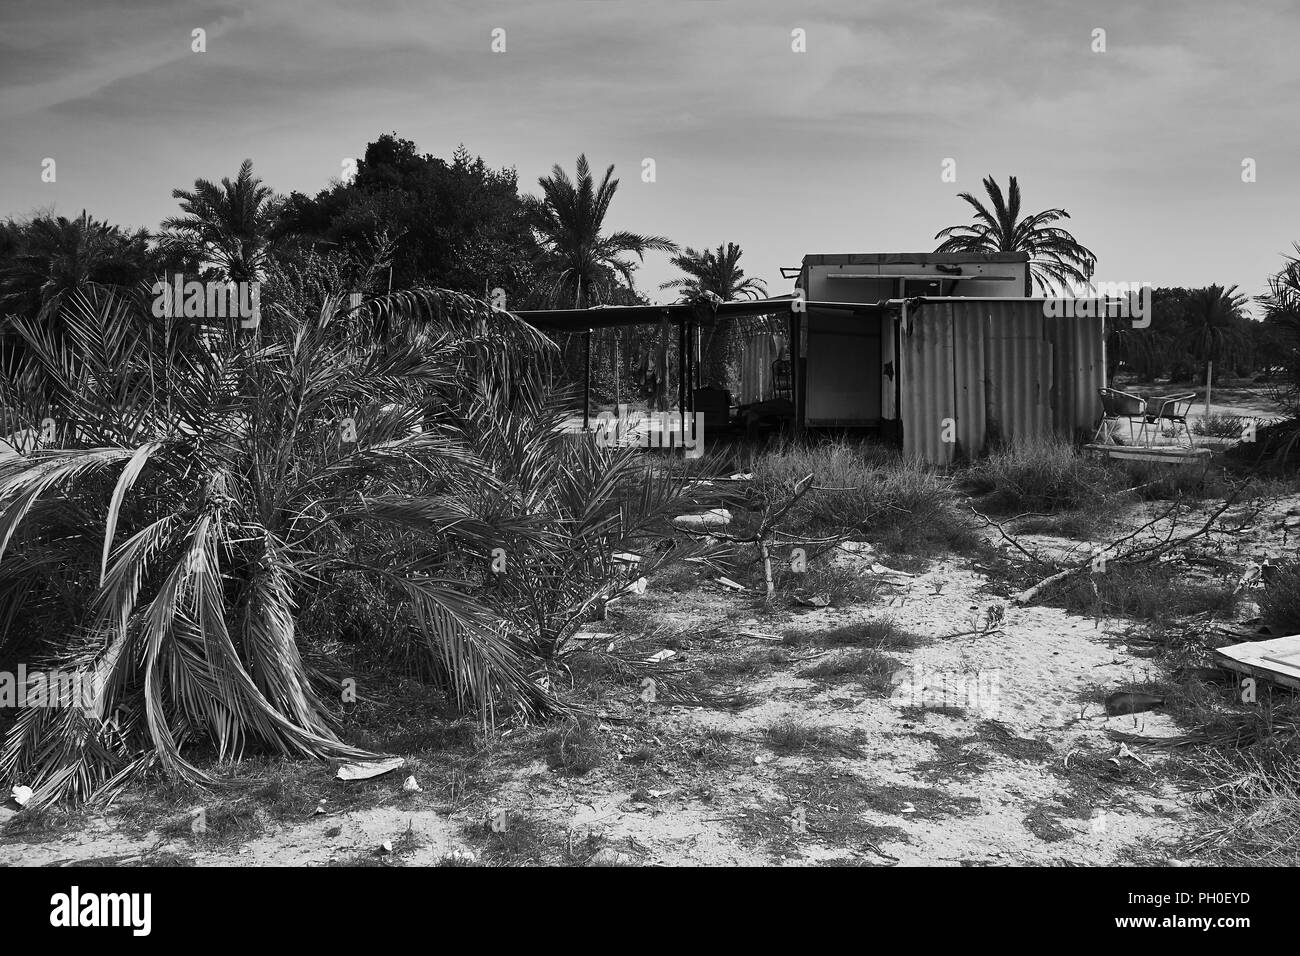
[
  {"left": 1083, "top": 443, "right": 1212, "bottom": 464},
  {"left": 1214, "top": 634, "right": 1300, "bottom": 691}
]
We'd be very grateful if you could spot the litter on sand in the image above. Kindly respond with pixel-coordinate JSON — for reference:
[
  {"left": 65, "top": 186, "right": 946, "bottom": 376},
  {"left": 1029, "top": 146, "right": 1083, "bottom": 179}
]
[
  {"left": 672, "top": 509, "right": 733, "bottom": 531},
  {"left": 336, "top": 756, "right": 405, "bottom": 781},
  {"left": 1104, "top": 691, "right": 1165, "bottom": 716}
]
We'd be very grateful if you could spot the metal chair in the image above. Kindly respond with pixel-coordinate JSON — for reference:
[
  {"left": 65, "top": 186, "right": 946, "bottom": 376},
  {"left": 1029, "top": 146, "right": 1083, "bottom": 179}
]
[
  {"left": 1094, "top": 387, "right": 1148, "bottom": 445},
  {"left": 771, "top": 358, "right": 792, "bottom": 401},
  {"left": 1145, "top": 393, "right": 1197, "bottom": 446}
]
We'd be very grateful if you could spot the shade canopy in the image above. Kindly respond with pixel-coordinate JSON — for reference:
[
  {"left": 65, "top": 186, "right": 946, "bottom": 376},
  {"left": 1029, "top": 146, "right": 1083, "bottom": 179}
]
[{"left": 514, "top": 295, "right": 886, "bottom": 332}]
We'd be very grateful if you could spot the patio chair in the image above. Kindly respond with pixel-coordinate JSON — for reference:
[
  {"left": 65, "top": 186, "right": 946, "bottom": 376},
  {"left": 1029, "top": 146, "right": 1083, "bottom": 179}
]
[
  {"left": 771, "top": 358, "right": 792, "bottom": 401},
  {"left": 1094, "top": 387, "right": 1148, "bottom": 445},
  {"left": 1144, "top": 393, "right": 1197, "bottom": 446}
]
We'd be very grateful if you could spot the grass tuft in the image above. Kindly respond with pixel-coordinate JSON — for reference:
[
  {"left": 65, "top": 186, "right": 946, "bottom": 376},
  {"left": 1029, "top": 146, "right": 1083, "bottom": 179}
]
[{"left": 799, "top": 648, "right": 901, "bottom": 696}]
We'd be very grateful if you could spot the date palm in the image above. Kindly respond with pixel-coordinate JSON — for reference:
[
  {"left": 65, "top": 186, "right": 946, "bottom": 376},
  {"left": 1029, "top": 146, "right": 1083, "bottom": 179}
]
[
  {"left": 661, "top": 243, "right": 766, "bottom": 388},
  {"left": 1259, "top": 243, "right": 1300, "bottom": 339},
  {"left": 934, "top": 175, "right": 1096, "bottom": 295},
  {"left": 1187, "top": 283, "right": 1249, "bottom": 415},
  {"left": 0, "top": 279, "right": 714, "bottom": 806},
  {"left": 162, "top": 159, "right": 278, "bottom": 282},
  {"left": 0, "top": 284, "right": 556, "bottom": 804},
  {"left": 527, "top": 155, "right": 677, "bottom": 405},
  {"left": 527, "top": 155, "right": 677, "bottom": 309},
  {"left": 0, "top": 211, "right": 151, "bottom": 318}
]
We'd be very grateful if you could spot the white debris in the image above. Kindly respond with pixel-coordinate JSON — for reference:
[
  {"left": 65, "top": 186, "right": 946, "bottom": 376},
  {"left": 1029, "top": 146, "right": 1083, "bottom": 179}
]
[
  {"left": 672, "top": 508, "right": 732, "bottom": 531},
  {"left": 336, "top": 756, "right": 405, "bottom": 781}
]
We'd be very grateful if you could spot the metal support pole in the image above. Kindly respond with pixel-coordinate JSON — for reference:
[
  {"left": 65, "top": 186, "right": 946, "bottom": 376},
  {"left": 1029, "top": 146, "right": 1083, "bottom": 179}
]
[
  {"left": 583, "top": 329, "right": 592, "bottom": 431},
  {"left": 678, "top": 320, "right": 687, "bottom": 437}
]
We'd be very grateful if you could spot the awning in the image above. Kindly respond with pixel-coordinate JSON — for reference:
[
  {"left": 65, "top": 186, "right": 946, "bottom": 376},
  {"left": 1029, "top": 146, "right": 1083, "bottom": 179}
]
[{"left": 515, "top": 295, "right": 887, "bottom": 331}]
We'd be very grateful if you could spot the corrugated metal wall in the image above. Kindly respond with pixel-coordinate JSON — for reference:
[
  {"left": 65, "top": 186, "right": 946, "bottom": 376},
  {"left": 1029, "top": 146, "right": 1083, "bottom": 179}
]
[
  {"left": 899, "top": 302, "right": 957, "bottom": 465},
  {"left": 899, "top": 300, "right": 1105, "bottom": 464},
  {"left": 951, "top": 305, "right": 986, "bottom": 458},
  {"left": 983, "top": 306, "right": 1052, "bottom": 444},
  {"left": 1048, "top": 313, "right": 1107, "bottom": 436}
]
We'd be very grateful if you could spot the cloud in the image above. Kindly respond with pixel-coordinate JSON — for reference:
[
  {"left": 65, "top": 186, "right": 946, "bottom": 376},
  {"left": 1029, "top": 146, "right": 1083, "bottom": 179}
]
[{"left": 0, "top": 0, "right": 1297, "bottom": 297}]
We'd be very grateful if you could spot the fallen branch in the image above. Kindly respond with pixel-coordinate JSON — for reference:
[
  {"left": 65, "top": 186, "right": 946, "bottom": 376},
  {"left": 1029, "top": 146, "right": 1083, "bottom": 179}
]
[
  {"left": 1011, "top": 489, "right": 1246, "bottom": 606},
  {"left": 968, "top": 504, "right": 1051, "bottom": 566}
]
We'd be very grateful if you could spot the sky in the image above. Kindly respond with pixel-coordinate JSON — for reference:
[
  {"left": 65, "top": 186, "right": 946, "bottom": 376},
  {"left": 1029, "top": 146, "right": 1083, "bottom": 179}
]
[{"left": 2, "top": 0, "right": 1297, "bottom": 309}]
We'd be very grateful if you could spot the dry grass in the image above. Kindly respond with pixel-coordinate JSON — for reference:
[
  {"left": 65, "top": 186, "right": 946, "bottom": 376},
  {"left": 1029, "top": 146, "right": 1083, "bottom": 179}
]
[
  {"left": 782, "top": 615, "right": 928, "bottom": 650},
  {"left": 799, "top": 648, "right": 901, "bottom": 696},
  {"left": 1043, "top": 563, "right": 1237, "bottom": 623},
  {"left": 966, "top": 438, "right": 1117, "bottom": 513},
  {"left": 1181, "top": 728, "right": 1300, "bottom": 866},
  {"left": 747, "top": 441, "right": 976, "bottom": 557},
  {"left": 764, "top": 717, "right": 867, "bottom": 757},
  {"left": 1260, "top": 561, "right": 1300, "bottom": 633},
  {"left": 537, "top": 716, "right": 608, "bottom": 775}
]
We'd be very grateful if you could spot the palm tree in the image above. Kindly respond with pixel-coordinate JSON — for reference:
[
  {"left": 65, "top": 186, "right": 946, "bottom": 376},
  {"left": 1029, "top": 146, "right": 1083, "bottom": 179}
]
[
  {"left": 527, "top": 155, "right": 677, "bottom": 309},
  {"left": 0, "top": 211, "right": 151, "bottom": 317},
  {"left": 162, "top": 159, "right": 278, "bottom": 282},
  {"left": 527, "top": 155, "right": 677, "bottom": 412},
  {"left": 0, "top": 280, "right": 714, "bottom": 806},
  {"left": 934, "top": 175, "right": 1096, "bottom": 295},
  {"left": 661, "top": 243, "right": 767, "bottom": 388},
  {"left": 1259, "top": 243, "right": 1300, "bottom": 337},
  {"left": 1187, "top": 284, "right": 1249, "bottom": 416},
  {"left": 1250, "top": 245, "right": 1300, "bottom": 464}
]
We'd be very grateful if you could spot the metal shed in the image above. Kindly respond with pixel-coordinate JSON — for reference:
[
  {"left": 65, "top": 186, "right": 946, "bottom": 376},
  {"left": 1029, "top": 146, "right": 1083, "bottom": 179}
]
[
  {"left": 788, "top": 253, "right": 1105, "bottom": 463},
  {"left": 891, "top": 298, "right": 1105, "bottom": 464}
]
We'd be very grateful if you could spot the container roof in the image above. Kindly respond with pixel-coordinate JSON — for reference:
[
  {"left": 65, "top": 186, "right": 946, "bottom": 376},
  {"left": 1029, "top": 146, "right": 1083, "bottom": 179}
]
[
  {"left": 801, "top": 251, "right": 1029, "bottom": 267},
  {"left": 515, "top": 295, "right": 796, "bottom": 332}
]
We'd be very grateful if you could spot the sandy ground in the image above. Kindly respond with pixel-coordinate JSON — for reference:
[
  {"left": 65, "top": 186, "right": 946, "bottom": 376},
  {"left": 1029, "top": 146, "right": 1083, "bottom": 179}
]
[
  {"left": 0, "top": 565, "right": 1201, "bottom": 867},
  {"left": 2, "top": 489, "right": 1294, "bottom": 868}
]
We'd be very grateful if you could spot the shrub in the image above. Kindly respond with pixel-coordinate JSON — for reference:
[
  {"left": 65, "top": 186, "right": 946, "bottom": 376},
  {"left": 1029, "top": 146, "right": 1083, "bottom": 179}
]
[
  {"left": 748, "top": 441, "right": 974, "bottom": 556},
  {"left": 1044, "top": 563, "right": 1236, "bottom": 622},
  {"left": 1193, "top": 414, "right": 1254, "bottom": 439},
  {"left": 0, "top": 285, "right": 709, "bottom": 805},
  {"left": 539, "top": 716, "right": 606, "bottom": 774},
  {"left": 1260, "top": 561, "right": 1300, "bottom": 634},
  {"left": 799, "top": 648, "right": 901, "bottom": 695},
  {"left": 1110, "top": 459, "right": 1231, "bottom": 500},
  {"left": 965, "top": 438, "right": 1117, "bottom": 513}
]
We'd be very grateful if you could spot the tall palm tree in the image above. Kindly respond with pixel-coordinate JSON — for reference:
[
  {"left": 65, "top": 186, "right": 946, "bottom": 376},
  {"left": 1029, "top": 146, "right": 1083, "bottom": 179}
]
[
  {"left": 1187, "top": 283, "right": 1249, "bottom": 416},
  {"left": 934, "top": 175, "right": 1097, "bottom": 295},
  {"left": 527, "top": 155, "right": 677, "bottom": 410},
  {"left": 527, "top": 155, "right": 677, "bottom": 309},
  {"left": 661, "top": 243, "right": 767, "bottom": 388},
  {"left": 162, "top": 159, "right": 278, "bottom": 282}
]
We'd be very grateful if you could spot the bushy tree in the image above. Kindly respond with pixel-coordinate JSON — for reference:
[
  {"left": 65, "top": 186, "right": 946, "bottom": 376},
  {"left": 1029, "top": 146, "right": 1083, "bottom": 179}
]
[{"left": 276, "top": 136, "right": 542, "bottom": 302}]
